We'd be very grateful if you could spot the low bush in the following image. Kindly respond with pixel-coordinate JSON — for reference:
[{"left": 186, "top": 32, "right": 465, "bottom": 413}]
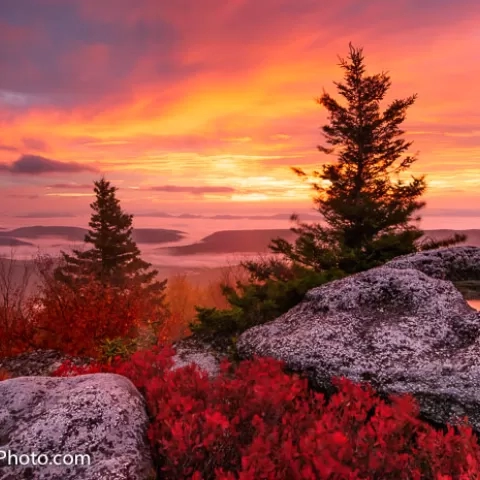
[
  {"left": 99, "top": 336, "right": 139, "bottom": 364},
  {"left": 53, "top": 346, "right": 480, "bottom": 479},
  {"left": 31, "top": 276, "right": 164, "bottom": 358}
]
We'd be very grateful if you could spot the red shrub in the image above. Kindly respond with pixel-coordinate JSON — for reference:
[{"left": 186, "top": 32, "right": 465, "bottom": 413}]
[
  {"left": 32, "top": 276, "right": 161, "bottom": 358},
  {"left": 52, "top": 348, "right": 480, "bottom": 479},
  {"left": 52, "top": 359, "right": 115, "bottom": 377}
]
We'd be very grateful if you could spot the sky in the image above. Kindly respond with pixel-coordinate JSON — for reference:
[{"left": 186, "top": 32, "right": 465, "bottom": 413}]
[{"left": 1, "top": 0, "right": 480, "bottom": 224}]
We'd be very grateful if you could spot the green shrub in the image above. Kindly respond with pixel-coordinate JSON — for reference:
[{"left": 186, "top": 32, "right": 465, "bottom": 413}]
[{"left": 99, "top": 336, "right": 138, "bottom": 364}]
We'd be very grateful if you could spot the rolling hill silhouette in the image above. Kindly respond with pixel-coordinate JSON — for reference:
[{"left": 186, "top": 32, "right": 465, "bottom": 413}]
[
  {"left": 0, "top": 226, "right": 186, "bottom": 244},
  {"left": 161, "top": 228, "right": 480, "bottom": 255}
]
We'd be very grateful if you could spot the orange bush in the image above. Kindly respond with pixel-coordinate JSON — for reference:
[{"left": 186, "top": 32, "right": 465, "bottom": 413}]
[
  {"left": 0, "top": 260, "right": 245, "bottom": 359},
  {"left": 155, "top": 312, "right": 192, "bottom": 345},
  {"left": 164, "top": 265, "right": 250, "bottom": 343}
]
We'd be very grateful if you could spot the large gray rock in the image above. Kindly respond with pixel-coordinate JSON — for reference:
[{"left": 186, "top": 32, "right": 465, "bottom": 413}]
[
  {"left": 384, "top": 245, "right": 480, "bottom": 281},
  {"left": 237, "top": 263, "right": 480, "bottom": 431},
  {"left": 0, "top": 374, "right": 154, "bottom": 480}
]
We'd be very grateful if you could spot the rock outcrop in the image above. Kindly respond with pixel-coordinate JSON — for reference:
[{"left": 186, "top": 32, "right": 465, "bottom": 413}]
[
  {"left": 237, "top": 247, "right": 480, "bottom": 432},
  {"left": 0, "top": 374, "right": 154, "bottom": 480},
  {"left": 172, "top": 337, "right": 223, "bottom": 377},
  {"left": 0, "top": 350, "right": 92, "bottom": 378},
  {"left": 384, "top": 245, "right": 480, "bottom": 281}
]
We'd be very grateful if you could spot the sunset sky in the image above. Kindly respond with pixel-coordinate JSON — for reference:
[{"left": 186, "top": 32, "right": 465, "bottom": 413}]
[{"left": 1, "top": 0, "right": 480, "bottom": 223}]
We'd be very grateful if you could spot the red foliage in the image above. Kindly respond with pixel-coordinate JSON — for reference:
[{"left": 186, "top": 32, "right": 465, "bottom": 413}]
[
  {"left": 52, "top": 349, "right": 480, "bottom": 480},
  {"left": 52, "top": 359, "right": 115, "bottom": 376},
  {"left": 32, "top": 277, "right": 161, "bottom": 358}
]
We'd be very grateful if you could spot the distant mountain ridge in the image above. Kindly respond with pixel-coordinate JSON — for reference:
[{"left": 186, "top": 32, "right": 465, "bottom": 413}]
[
  {"left": 1, "top": 225, "right": 479, "bottom": 253},
  {"left": 2, "top": 228, "right": 480, "bottom": 301},
  {"left": 162, "top": 229, "right": 480, "bottom": 255},
  {"left": 0, "top": 226, "right": 186, "bottom": 244},
  {"left": 160, "top": 229, "right": 298, "bottom": 255},
  {"left": 0, "top": 237, "right": 34, "bottom": 247}
]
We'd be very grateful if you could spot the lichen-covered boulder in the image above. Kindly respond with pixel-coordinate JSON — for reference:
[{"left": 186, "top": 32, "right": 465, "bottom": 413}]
[
  {"left": 0, "top": 374, "right": 154, "bottom": 480},
  {"left": 0, "top": 350, "right": 92, "bottom": 378},
  {"left": 172, "top": 337, "right": 223, "bottom": 377},
  {"left": 384, "top": 245, "right": 480, "bottom": 281},
  {"left": 237, "top": 265, "right": 480, "bottom": 432}
]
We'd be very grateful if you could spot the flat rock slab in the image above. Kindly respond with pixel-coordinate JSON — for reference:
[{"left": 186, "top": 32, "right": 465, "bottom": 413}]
[
  {"left": 237, "top": 263, "right": 480, "bottom": 432},
  {"left": 0, "top": 374, "right": 154, "bottom": 480}
]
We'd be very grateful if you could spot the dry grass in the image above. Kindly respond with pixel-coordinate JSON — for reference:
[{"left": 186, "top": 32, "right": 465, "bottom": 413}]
[
  {"left": 162, "top": 260, "right": 251, "bottom": 343},
  {"left": 0, "top": 249, "right": 37, "bottom": 357}
]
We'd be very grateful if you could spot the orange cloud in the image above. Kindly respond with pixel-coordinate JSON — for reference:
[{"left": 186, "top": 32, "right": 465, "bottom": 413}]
[{"left": 1, "top": 0, "right": 479, "bottom": 222}]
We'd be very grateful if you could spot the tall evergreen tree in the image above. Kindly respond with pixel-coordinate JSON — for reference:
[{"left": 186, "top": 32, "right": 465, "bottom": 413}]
[
  {"left": 55, "top": 177, "right": 167, "bottom": 301},
  {"left": 270, "top": 43, "right": 464, "bottom": 273},
  {"left": 191, "top": 43, "right": 466, "bottom": 340}
]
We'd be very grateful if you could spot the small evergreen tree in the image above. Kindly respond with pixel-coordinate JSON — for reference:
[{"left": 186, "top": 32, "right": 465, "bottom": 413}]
[
  {"left": 54, "top": 177, "right": 167, "bottom": 303},
  {"left": 192, "top": 259, "right": 343, "bottom": 340},
  {"left": 270, "top": 43, "right": 464, "bottom": 274}
]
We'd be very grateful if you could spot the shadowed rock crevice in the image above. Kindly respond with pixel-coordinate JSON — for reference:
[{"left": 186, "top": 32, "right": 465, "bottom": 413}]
[{"left": 171, "top": 337, "right": 223, "bottom": 377}]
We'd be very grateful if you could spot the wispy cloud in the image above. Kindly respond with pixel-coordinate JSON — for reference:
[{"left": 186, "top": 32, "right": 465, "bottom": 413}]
[
  {"left": 47, "top": 182, "right": 92, "bottom": 189},
  {"left": 6, "top": 193, "right": 40, "bottom": 199},
  {"left": 0, "top": 155, "right": 97, "bottom": 175},
  {"left": 0, "top": 144, "right": 17, "bottom": 152},
  {"left": 22, "top": 137, "right": 49, "bottom": 152},
  {"left": 15, "top": 211, "right": 78, "bottom": 218},
  {"left": 148, "top": 185, "right": 236, "bottom": 195}
]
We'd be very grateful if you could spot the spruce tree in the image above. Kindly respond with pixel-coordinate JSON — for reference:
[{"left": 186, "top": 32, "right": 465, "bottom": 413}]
[
  {"left": 270, "top": 43, "right": 464, "bottom": 273},
  {"left": 54, "top": 177, "right": 167, "bottom": 301},
  {"left": 192, "top": 43, "right": 465, "bottom": 340}
]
